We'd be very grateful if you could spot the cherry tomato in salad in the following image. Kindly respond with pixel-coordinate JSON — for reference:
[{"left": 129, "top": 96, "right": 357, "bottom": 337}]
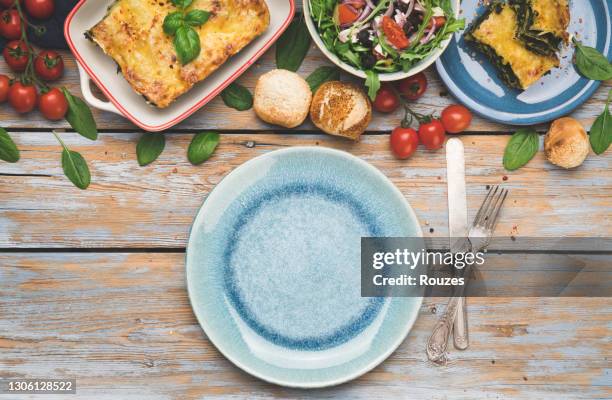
[
  {"left": 8, "top": 81, "right": 37, "bottom": 113},
  {"left": 0, "top": 9, "right": 22, "bottom": 40},
  {"left": 382, "top": 16, "right": 410, "bottom": 50},
  {"left": 25, "top": 0, "right": 54, "bottom": 20},
  {"left": 398, "top": 72, "right": 428, "bottom": 101},
  {"left": 372, "top": 84, "right": 400, "bottom": 113},
  {"left": 418, "top": 119, "right": 446, "bottom": 150},
  {"left": 441, "top": 104, "right": 472, "bottom": 134},
  {"left": 38, "top": 87, "right": 68, "bottom": 120},
  {"left": 3, "top": 40, "right": 29, "bottom": 72},
  {"left": 34, "top": 50, "right": 64, "bottom": 81},
  {"left": 0, "top": 74, "right": 10, "bottom": 102},
  {"left": 390, "top": 127, "right": 419, "bottom": 159},
  {"left": 428, "top": 16, "right": 447, "bottom": 29},
  {"left": 333, "top": 3, "right": 359, "bottom": 26}
]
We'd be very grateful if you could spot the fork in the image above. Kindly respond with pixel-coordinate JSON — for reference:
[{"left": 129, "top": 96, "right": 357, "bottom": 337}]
[{"left": 426, "top": 186, "right": 509, "bottom": 364}]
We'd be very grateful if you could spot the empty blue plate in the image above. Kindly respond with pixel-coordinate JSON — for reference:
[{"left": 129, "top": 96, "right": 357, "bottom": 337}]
[
  {"left": 186, "top": 147, "right": 423, "bottom": 387},
  {"left": 436, "top": 0, "right": 611, "bottom": 125}
]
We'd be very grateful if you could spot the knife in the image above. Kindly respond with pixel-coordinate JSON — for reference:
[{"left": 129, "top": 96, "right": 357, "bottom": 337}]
[{"left": 445, "top": 138, "right": 470, "bottom": 350}]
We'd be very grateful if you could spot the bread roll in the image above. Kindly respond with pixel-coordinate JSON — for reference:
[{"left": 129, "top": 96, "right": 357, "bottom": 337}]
[{"left": 544, "top": 117, "right": 590, "bottom": 169}]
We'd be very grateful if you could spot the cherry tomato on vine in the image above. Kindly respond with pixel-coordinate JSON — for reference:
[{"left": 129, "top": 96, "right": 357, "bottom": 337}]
[
  {"left": 24, "top": 0, "right": 53, "bottom": 20},
  {"left": 0, "top": 0, "right": 23, "bottom": 8},
  {"left": 3, "top": 40, "right": 29, "bottom": 72},
  {"left": 8, "top": 81, "right": 37, "bottom": 113},
  {"left": 0, "top": 74, "right": 10, "bottom": 102},
  {"left": 34, "top": 50, "right": 63, "bottom": 81},
  {"left": 441, "top": 104, "right": 472, "bottom": 134},
  {"left": 372, "top": 84, "right": 400, "bottom": 113},
  {"left": 382, "top": 16, "right": 409, "bottom": 49},
  {"left": 38, "top": 87, "right": 67, "bottom": 120},
  {"left": 418, "top": 119, "right": 446, "bottom": 150},
  {"left": 398, "top": 72, "right": 428, "bottom": 101},
  {"left": 390, "top": 127, "right": 419, "bottom": 159},
  {"left": 0, "top": 9, "right": 22, "bottom": 40}
]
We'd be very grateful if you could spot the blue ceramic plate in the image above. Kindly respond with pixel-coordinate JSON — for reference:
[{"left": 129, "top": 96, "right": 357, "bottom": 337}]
[
  {"left": 186, "top": 147, "right": 423, "bottom": 388},
  {"left": 436, "top": 0, "right": 611, "bottom": 125}
]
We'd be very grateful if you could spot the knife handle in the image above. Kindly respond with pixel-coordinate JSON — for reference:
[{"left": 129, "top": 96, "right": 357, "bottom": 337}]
[{"left": 453, "top": 297, "right": 469, "bottom": 350}]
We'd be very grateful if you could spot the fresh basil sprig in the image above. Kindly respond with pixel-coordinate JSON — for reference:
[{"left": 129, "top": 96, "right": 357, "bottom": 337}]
[
  {"left": 137, "top": 133, "right": 166, "bottom": 166},
  {"left": 52, "top": 131, "right": 91, "bottom": 190},
  {"left": 306, "top": 66, "right": 340, "bottom": 92},
  {"left": 62, "top": 88, "right": 98, "bottom": 141},
  {"left": 0, "top": 128, "right": 19, "bottom": 163},
  {"left": 163, "top": 1, "right": 210, "bottom": 65},
  {"left": 573, "top": 39, "right": 612, "bottom": 81},
  {"left": 365, "top": 70, "right": 380, "bottom": 101},
  {"left": 590, "top": 89, "right": 612, "bottom": 155},
  {"left": 276, "top": 16, "right": 311, "bottom": 72},
  {"left": 503, "top": 128, "right": 539, "bottom": 171},
  {"left": 188, "top": 131, "right": 219, "bottom": 165},
  {"left": 221, "top": 83, "right": 253, "bottom": 111}
]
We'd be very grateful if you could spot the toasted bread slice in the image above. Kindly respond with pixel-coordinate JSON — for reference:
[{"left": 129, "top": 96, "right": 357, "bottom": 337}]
[{"left": 254, "top": 69, "right": 312, "bottom": 128}]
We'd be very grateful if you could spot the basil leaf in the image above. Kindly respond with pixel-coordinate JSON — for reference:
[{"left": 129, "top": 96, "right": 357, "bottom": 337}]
[
  {"left": 276, "top": 17, "right": 311, "bottom": 72},
  {"left": 221, "top": 83, "right": 253, "bottom": 111},
  {"left": 62, "top": 88, "right": 98, "bottom": 141},
  {"left": 185, "top": 10, "right": 210, "bottom": 26},
  {"left": 306, "top": 66, "right": 340, "bottom": 92},
  {"left": 590, "top": 90, "right": 612, "bottom": 155},
  {"left": 163, "top": 11, "right": 184, "bottom": 35},
  {"left": 174, "top": 25, "right": 201, "bottom": 65},
  {"left": 62, "top": 149, "right": 90, "bottom": 190},
  {"left": 0, "top": 128, "right": 19, "bottom": 163},
  {"left": 137, "top": 133, "right": 165, "bottom": 166},
  {"left": 188, "top": 131, "right": 219, "bottom": 165},
  {"left": 574, "top": 40, "right": 612, "bottom": 81},
  {"left": 365, "top": 70, "right": 380, "bottom": 101},
  {"left": 503, "top": 128, "right": 539, "bottom": 171},
  {"left": 172, "top": 0, "right": 192, "bottom": 8}
]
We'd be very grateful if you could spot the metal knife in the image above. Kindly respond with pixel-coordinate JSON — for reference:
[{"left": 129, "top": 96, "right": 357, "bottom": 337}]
[{"left": 445, "top": 138, "right": 470, "bottom": 350}]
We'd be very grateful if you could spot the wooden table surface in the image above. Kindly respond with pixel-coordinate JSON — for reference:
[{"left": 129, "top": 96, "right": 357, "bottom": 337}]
[{"left": 1, "top": 23, "right": 611, "bottom": 400}]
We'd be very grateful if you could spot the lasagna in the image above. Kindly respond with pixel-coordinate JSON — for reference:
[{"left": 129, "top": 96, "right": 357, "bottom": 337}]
[
  {"left": 465, "top": 2, "right": 562, "bottom": 90},
  {"left": 88, "top": 0, "right": 270, "bottom": 108},
  {"left": 511, "top": 0, "right": 570, "bottom": 56}
]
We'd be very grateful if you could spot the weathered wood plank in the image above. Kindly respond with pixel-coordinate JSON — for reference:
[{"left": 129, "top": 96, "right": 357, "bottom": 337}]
[
  {"left": 0, "top": 48, "right": 609, "bottom": 132},
  {"left": 0, "top": 132, "right": 609, "bottom": 248},
  {"left": 1, "top": 253, "right": 610, "bottom": 399}
]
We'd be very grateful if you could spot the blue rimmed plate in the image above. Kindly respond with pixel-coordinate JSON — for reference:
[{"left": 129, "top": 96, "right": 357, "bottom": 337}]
[
  {"left": 186, "top": 147, "right": 423, "bottom": 388},
  {"left": 436, "top": 0, "right": 611, "bottom": 125}
]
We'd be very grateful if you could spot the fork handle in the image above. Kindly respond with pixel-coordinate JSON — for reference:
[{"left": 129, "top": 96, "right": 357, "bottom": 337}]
[
  {"left": 453, "top": 296, "right": 469, "bottom": 350},
  {"left": 426, "top": 295, "right": 460, "bottom": 363}
]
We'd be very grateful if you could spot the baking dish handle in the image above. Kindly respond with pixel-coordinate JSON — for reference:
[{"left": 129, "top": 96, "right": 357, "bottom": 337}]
[{"left": 77, "top": 63, "right": 122, "bottom": 116}]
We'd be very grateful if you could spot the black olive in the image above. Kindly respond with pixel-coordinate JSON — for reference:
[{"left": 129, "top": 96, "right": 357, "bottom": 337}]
[
  {"left": 361, "top": 52, "right": 376, "bottom": 69},
  {"left": 403, "top": 13, "right": 423, "bottom": 36},
  {"left": 357, "top": 30, "right": 373, "bottom": 47}
]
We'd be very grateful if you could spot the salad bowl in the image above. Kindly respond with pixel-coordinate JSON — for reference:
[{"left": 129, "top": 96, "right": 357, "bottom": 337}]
[{"left": 303, "top": 0, "right": 461, "bottom": 82}]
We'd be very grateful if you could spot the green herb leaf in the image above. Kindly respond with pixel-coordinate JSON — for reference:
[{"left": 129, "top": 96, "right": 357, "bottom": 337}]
[
  {"left": 188, "top": 131, "right": 219, "bottom": 165},
  {"left": 62, "top": 149, "right": 91, "bottom": 190},
  {"left": 221, "top": 83, "right": 253, "bottom": 111},
  {"left": 174, "top": 25, "right": 201, "bottom": 65},
  {"left": 590, "top": 90, "right": 612, "bottom": 155},
  {"left": 163, "top": 11, "right": 184, "bottom": 35},
  {"left": 364, "top": 70, "right": 380, "bottom": 101},
  {"left": 306, "top": 66, "right": 340, "bottom": 92},
  {"left": 137, "top": 133, "right": 166, "bottom": 167},
  {"left": 185, "top": 9, "right": 210, "bottom": 26},
  {"left": 503, "top": 128, "right": 539, "bottom": 171},
  {"left": 574, "top": 40, "right": 612, "bottom": 81},
  {"left": 276, "top": 16, "right": 311, "bottom": 72},
  {"left": 0, "top": 128, "right": 19, "bottom": 163},
  {"left": 62, "top": 88, "right": 98, "bottom": 141},
  {"left": 172, "top": 0, "right": 193, "bottom": 8}
]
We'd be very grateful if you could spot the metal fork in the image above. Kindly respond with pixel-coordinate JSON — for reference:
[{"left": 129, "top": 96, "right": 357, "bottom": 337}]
[{"left": 426, "top": 186, "right": 509, "bottom": 364}]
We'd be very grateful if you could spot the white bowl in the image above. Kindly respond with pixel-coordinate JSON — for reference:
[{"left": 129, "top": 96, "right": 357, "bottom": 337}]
[{"left": 303, "top": 0, "right": 460, "bottom": 81}]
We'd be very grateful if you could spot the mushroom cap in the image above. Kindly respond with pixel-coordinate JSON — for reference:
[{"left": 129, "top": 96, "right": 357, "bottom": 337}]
[{"left": 544, "top": 117, "right": 590, "bottom": 169}]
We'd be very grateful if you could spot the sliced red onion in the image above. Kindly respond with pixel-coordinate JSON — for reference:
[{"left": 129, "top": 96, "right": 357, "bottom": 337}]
[
  {"left": 356, "top": 5, "right": 372, "bottom": 23},
  {"left": 420, "top": 26, "right": 436, "bottom": 44},
  {"left": 414, "top": 0, "right": 425, "bottom": 12},
  {"left": 365, "top": 0, "right": 376, "bottom": 9},
  {"left": 342, "top": 0, "right": 366, "bottom": 7},
  {"left": 384, "top": 2, "right": 394, "bottom": 17},
  {"left": 405, "top": 0, "right": 415, "bottom": 17}
]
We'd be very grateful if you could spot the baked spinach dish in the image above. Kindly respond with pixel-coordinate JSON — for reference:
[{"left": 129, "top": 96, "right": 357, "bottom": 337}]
[
  {"left": 308, "top": 0, "right": 464, "bottom": 98},
  {"left": 464, "top": 0, "right": 570, "bottom": 90}
]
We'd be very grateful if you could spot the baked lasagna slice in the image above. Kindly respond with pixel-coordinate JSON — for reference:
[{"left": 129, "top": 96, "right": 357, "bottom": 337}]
[
  {"left": 465, "top": 2, "right": 559, "bottom": 90},
  {"left": 511, "top": 0, "right": 570, "bottom": 56},
  {"left": 88, "top": 0, "right": 270, "bottom": 108}
]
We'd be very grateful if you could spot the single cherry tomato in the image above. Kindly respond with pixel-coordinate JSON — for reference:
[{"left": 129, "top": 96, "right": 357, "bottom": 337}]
[
  {"left": 398, "top": 72, "right": 428, "bottom": 101},
  {"left": 0, "top": 9, "right": 22, "bottom": 40},
  {"left": 38, "top": 87, "right": 68, "bottom": 120},
  {"left": 3, "top": 40, "right": 29, "bottom": 72},
  {"left": 382, "top": 15, "right": 410, "bottom": 49},
  {"left": 0, "top": 74, "right": 10, "bottom": 102},
  {"left": 0, "top": 0, "right": 22, "bottom": 8},
  {"left": 372, "top": 84, "right": 400, "bottom": 113},
  {"left": 34, "top": 50, "right": 64, "bottom": 81},
  {"left": 24, "top": 0, "right": 53, "bottom": 20},
  {"left": 441, "top": 104, "right": 473, "bottom": 134},
  {"left": 390, "top": 127, "right": 419, "bottom": 159},
  {"left": 334, "top": 3, "right": 359, "bottom": 26},
  {"left": 8, "top": 81, "right": 37, "bottom": 113},
  {"left": 418, "top": 119, "right": 446, "bottom": 150}
]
